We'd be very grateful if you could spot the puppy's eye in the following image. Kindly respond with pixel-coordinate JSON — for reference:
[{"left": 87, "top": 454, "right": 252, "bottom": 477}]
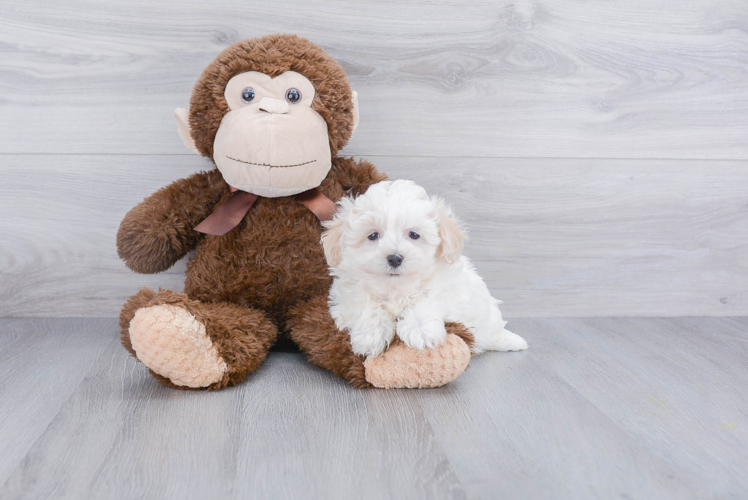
[
  {"left": 241, "top": 87, "right": 256, "bottom": 103},
  {"left": 409, "top": 231, "right": 420, "bottom": 240},
  {"left": 368, "top": 232, "right": 380, "bottom": 241}
]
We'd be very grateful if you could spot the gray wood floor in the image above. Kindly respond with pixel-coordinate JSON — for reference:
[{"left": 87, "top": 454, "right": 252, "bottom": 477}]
[{"left": 1, "top": 317, "right": 747, "bottom": 499}]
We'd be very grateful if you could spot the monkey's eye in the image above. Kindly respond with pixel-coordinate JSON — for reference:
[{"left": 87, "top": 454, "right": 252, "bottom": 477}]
[
  {"left": 368, "top": 232, "right": 380, "bottom": 241},
  {"left": 409, "top": 231, "right": 420, "bottom": 240},
  {"left": 241, "top": 87, "right": 256, "bottom": 103},
  {"left": 286, "top": 88, "right": 301, "bottom": 103}
]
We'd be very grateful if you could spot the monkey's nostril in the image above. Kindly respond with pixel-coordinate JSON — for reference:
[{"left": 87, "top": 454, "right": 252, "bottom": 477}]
[
  {"left": 386, "top": 254, "right": 404, "bottom": 268},
  {"left": 257, "top": 97, "right": 289, "bottom": 114}
]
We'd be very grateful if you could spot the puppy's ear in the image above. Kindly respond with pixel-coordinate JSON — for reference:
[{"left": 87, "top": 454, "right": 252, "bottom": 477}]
[
  {"left": 321, "top": 218, "right": 344, "bottom": 267},
  {"left": 321, "top": 198, "right": 352, "bottom": 267},
  {"left": 433, "top": 198, "right": 466, "bottom": 264}
]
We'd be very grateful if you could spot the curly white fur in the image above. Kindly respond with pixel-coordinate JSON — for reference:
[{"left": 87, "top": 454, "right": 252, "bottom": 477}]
[{"left": 322, "top": 179, "right": 528, "bottom": 358}]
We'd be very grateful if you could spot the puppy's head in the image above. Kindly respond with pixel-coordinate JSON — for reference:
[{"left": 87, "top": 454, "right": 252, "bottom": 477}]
[{"left": 322, "top": 180, "right": 466, "bottom": 285}]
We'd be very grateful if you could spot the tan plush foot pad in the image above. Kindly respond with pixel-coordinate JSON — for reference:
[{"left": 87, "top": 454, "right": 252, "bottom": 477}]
[
  {"left": 129, "top": 305, "right": 227, "bottom": 388},
  {"left": 363, "top": 334, "right": 471, "bottom": 389}
]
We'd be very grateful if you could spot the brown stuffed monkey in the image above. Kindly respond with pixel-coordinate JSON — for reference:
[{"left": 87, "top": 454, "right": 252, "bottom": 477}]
[{"left": 117, "top": 34, "right": 473, "bottom": 390}]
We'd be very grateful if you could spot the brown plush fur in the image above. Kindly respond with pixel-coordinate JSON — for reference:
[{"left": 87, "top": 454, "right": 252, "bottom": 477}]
[
  {"left": 117, "top": 35, "right": 471, "bottom": 390},
  {"left": 119, "top": 155, "right": 385, "bottom": 389},
  {"left": 117, "top": 170, "right": 226, "bottom": 274},
  {"left": 182, "top": 157, "right": 385, "bottom": 328},
  {"left": 445, "top": 322, "right": 476, "bottom": 352},
  {"left": 287, "top": 296, "right": 371, "bottom": 388},
  {"left": 121, "top": 287, "right": 278, "bottom": 389}
]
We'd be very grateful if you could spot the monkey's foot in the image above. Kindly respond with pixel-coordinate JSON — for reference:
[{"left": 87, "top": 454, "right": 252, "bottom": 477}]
[
  {"left": 129, "top": 304, "right": 228, "bottom": 388},
  {"left": 363, "top": 334, "right": 470, "bottom": 389}
]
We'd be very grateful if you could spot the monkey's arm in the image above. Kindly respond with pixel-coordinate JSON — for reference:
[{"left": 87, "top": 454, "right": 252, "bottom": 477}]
[
  {"left": 117, "top": 169, "right": 226, "bottom": 274},
  {"left": 331, "top": 157, "right": 388, "bottom": 197}
]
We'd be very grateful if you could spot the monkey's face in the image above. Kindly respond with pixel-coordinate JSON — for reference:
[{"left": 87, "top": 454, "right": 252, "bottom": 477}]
[{"left": 212, "top": 71, "right": 333, "bottom": 197}]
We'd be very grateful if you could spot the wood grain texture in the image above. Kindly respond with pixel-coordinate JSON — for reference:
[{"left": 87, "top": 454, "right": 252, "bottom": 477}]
[
  {"left": 414, "top": 327, "right": 694, "bottom": 499},
  {"left": 1, "top": 154, "right": 746, "bottom": 318},
  {"left": 0, "top": 318, "right": 465, "bottom": 500},
  {"left": 1, "top": 317, "right": 747, "bottom": 499},
  {"left": 415, "top": 316, "right": 748, "bottom": 499},
  {"left": 383, "top": 157, "right": 748, "bottom": 317},
  {"left": 540, "top": 317, "right": 748, "bottom": 498},
  {"left": 0, "top": 318, "right": 114, "bottom": 486},
  {"left": 0, "top": 0, "right": 747, "bottom": 158}
]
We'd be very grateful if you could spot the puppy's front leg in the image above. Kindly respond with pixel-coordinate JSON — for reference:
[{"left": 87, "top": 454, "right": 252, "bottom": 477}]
[
  {"left": 348, "top": 306, "right": 396, "bottom": 359},
  {"left": 397, "top": 302, "right": 447, "bottom": 350}
]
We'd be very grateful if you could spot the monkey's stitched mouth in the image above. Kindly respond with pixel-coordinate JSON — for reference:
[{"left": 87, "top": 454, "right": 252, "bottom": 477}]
[{"left": 226, "top": 156, "right": 317, "bottom": 168}]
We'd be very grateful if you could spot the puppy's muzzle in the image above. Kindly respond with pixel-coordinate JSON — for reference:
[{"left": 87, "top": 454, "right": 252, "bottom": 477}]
[{"left": 386, "top": 253, "right": 404, "bottom": 268}]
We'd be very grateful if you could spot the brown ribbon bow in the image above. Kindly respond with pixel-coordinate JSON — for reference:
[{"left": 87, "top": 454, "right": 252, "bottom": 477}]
[{"left": 194, "top": 187, "right": 337, "bottom": 236}]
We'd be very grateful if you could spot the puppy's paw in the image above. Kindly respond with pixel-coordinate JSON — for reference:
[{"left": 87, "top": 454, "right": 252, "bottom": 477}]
[
  {"left": 397, "top": 308, "right": 447, "bottom": 350},
  {"left": 490, "top": 329, "right": 528, "bottom": 352},
  {"left": 350, "top": 324, "right": 395, "bottom": 358}
]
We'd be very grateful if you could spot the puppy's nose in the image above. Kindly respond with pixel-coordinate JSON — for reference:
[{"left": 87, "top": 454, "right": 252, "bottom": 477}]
[{"left": 386, "top": 254, "right": 404, "bottom": 268}]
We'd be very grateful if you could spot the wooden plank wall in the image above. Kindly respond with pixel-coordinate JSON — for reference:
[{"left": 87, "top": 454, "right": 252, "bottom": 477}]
[{"left": 1, "top": 0, "right": 746, "bottom": 318}]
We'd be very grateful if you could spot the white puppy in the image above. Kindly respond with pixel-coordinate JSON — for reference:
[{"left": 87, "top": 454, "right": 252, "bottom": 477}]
[{"left": 322, "top": 179, "right": 528, "bottom": 359}]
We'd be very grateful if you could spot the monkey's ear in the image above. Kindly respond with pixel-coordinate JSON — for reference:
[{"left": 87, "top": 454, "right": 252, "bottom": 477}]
[
  {"left": 351, "top": 91, "right": 360, "bottom": 134},
  {"left": 174, "top": 108, "right": 200, "bottom": 155}
]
